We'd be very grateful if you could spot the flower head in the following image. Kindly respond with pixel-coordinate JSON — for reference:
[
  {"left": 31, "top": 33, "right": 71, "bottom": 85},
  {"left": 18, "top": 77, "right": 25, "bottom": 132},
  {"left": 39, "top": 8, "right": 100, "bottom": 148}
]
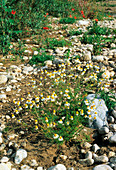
[
  {"left": 53, "top": 134, "right": 59, "bottom": 139},
  {"left": 94, "top": 19, "right": 98, "bottom": 22},
  {"left": 71, "top": 8, "right": 75, "bottom": 11},
  {"left": 43, "top": 27, "right": 49, "bottom": 30},
  {"left": 81, "top": 10, "right": 84, "bottom": 15},
  {"left": 11, "top": 10, "right": 16, "bottom": 15},
  {"left": 58, "top": 136, "right": 63, "bottom": 141}
]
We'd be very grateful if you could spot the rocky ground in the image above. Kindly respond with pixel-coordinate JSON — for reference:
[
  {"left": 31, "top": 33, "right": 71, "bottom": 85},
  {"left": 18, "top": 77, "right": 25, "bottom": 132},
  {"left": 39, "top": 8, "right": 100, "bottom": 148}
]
[{"left": 0, "top": 6, "right": 116, "bottom": 170}]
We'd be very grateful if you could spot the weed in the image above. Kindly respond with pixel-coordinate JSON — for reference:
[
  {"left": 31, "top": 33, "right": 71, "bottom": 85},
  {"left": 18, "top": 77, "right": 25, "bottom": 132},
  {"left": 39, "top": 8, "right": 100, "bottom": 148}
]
[
  {"left": 29, "top": 53, "right": 54, "bottom": 66},
  {"left": 45, "top": 38, "right": 70, "bottom": 49},
  {"left": 59, "top": 18, "right": 76, "bottom": 24}
]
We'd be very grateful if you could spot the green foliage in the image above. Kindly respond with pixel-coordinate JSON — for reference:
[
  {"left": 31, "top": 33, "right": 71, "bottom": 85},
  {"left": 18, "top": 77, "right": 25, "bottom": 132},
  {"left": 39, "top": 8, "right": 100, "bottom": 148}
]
[
  {"left": 29, "top": 53, "right": 54, "bottom": 65},
  {"left": 87, "top": 21, "right": 111, "bottom": 35},
  {"left": 0, "top": 0, "right": 22, "bottom": 55},
  {"left": 99, "top": 90, "right": 116, "bottom": 111},
  {"left": 45, "top": 38, "right": 69, "bottom": 49},
  {"left": 59, "top": 18, "right": 76, "bottom": 24},
  {"left": 80, "top": 21, "right": 114, "bottom": 55},
  {"left": 68, "top": 29, "right": 82, "bottom": 36}
]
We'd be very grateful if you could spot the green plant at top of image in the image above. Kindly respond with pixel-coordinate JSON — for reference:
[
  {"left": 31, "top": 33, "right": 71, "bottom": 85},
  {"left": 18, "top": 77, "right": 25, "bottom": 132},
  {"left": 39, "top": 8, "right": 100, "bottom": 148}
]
[
  {"left": 29, "top": 53, "right": 54, "bottom": 66},
  {"left": 59, "top": 18, "right": 76, "bottom": 24},
  {"left": 45, "top": 38, "right": 70, "bottom": 49},
  {"left": 0, "top": 0, "right": 23, "bottom": 55},
  {"left": 68, "top": 29, "right": 82, "bottom": 36},
  {"left": 87, "top": 20, "right": 112, "bottom": 35},
  {"left": 0, "top": 0, "right": 49, "bottom": 56}
]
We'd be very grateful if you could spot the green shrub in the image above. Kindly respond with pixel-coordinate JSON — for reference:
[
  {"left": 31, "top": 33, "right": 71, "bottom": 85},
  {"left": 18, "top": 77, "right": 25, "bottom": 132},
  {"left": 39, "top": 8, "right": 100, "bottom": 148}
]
[
  {"left": 29, "top": 53, "right": 54, "bottom": 65},
  {"left": 59, "top": 18, "right": 76, "bottom": 24},
  {"left": 87, "top": 21, "right": 111, "bottom": 35},
  {"left": 46, "top": 38, "right": 69, "bottom": 49},
  {"left": 68, "top": 30, "right": 82, "bottom": 36}
]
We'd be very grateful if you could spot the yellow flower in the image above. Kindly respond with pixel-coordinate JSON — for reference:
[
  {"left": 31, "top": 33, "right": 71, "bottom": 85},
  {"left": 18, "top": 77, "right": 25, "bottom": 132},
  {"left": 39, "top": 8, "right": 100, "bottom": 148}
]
[
  {"left": 47, "top": 123, "right": 49, "bottom": 127},
  {"left": 70, "top": 116, "right": 73, "bottom": 120},
  {"left": 45, "top": 117, "right": 48, "bottom": 122},
  {"left": 58, "top": 136, "right": 63, "bottom": 141},
  {"left": 88, "top": 115, "right": 92, "bottom": 119},
  {"left": 76, "top": 111, "right": 79, "bottom": 116},
  {"left": 53, "top": 110, "right": 56, "bottom": 115},
  {"left": 35, "top": 120, "right": 38, "bottom": 124},
  {"left": 80, "top": 109, "right": 84, "bottom": 115},
  {"left": 84, "top": 115, "right": 87, "bottom": 118},
  {"left": 53, "top": 134, "right": 59, "bottom": 139},
  {"left": 35, "top": 125, "right": 38, "bottom": 130}
]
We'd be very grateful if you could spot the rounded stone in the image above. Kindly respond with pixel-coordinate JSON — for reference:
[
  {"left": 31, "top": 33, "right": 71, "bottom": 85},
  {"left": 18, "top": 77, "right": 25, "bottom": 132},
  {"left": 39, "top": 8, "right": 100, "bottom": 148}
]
[
  {"left": 0, "top": 75, "right": 7, "bottom": 84},
  {"left": 93, "top": 164, "right": 113, "bottom": 170},
  {"left": 83, "top": 51, "right": 91, "bottom": 61},
  {"left": 79, "top": 158, "right": 94, "bottom": 166},
  {"left": 0, "top": 157, "right": 9, "bottom": 163},
  {"left": 85, "top": 151, "right": 92, "bottom": 159},
  {"left": 109, "top": 134, "right": 116, "bottom": 143},
  {"left": 0, "top": 162, "right": 11, "bottom": 170},
  {"left": 81, "top": 142, "right": 92, "bottom": 149},
  {"left": 48, "top": 164, "right": 66, "bottom": 170},
  {"left": 108, "top": 116, "right": 115, "bottom": 123},
  {"left": 112, "top": 110, "right": 116, "bottom": 119},
  {"left": 92, "top": 144, "right": 100, "bottom": 153},
  {"left": 94, "top": 155, "right": 108, "bottom": 163},
  {"left": 15, "top": 149, "right": 27, "bottom": 164},
  {"left": 98, "top": 127, "right": 109, "bottom": 135},
  {"left": 109, "top": 124, "right": 116, "bottom": 131}
]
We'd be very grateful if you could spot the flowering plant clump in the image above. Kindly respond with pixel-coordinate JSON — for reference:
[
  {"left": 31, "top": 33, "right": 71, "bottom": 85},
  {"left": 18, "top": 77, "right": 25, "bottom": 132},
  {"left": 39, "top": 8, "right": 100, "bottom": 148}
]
[{"left": 6, "top": 54, "right": 115, "bottom": 144}]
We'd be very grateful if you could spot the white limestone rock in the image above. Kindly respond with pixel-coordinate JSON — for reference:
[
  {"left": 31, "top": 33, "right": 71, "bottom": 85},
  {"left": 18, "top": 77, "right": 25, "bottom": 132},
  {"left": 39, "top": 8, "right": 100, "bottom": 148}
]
[
  {"left": 48, "top": 164, "right": 66, "bottom": 170},
  {"left": 6, "top": 86, "right": 11, "bottom": 92},
  {"left": 108, "top": 151, "right": 115, "bottom": 158},
  {"left": 94, "top": 155, "right": 108, "bottom": 163},
  {"left": 93, "top": 164, "right": 113, "bottom": 170},
  {"left": 44, "top": 60, "right": 53, "bottom": 67},
  {"left": 92, "top": 144, "right": 100, "bottom": 153},
  {"left": 108, "top": 116, "right": 114, "bottom": 123},
  {"left": 37, "top": 167, "right": 43, "bottom": 170},
  {"left": 55, "top": 47, "right": 67, "bottom": 56},
  {"left": 83, "top": 51, "right": 91, "bottom": 61},
  {"left": 112, "top": 110, "right": 116, "bottom": 119},
  {"left": 0, "top": 75, "right": 7, "bottom": 84},
  {"left": 0, "top": 162, "right": 12, "bottom": 170},
  {"left": 78, "top": 20, "right": 90, "bottom": 26},
  {"left": 98, "top": 126, "right": 109, "bottom": 135},
  {"left": 15, "top": 149, "right": 27, "bottom": 164},
  {"left": 53, "top": 58, "right": 65, "bottom": 65},
  {"left": 86, "top": 94, "right": 108, "bottom": 129},
  {"left": 21, "top": 165, "right": 31, "bottom": 170},
  {"left": 29, "top": 159, "right": 38, "bottom": 167},
  {"left": 109, "top": 124, "right": 116, "bottom": 131},
  {"left": 23, "top": 66, "right": 33, "bottom": 73},
  {"left": 110, "top": 157, "right": 116, "bottom": 164},
  {"left": 0, "top": 156, "right": 9, "bottom": 163},
  {"left": 0, "top": 94, "right": 6, "bottom": 99},
  {"left": 92, "top": 55, "right": 104, "bottom": 62},
  {"left": 0, "top": 144, "right": 6, "bottom": 151},
  {"left": 81, "top": 142, "right": 92, "bottom": 149},
  {"left": 33, "top": 51, "right": 38, "bottom": 55},
  {"left": 109, "top": 134, "right": 116, "bottom": 143},
  {"left": 85, "top": 151, "right": 92, "bottom": 159},
  {"left": 79, "top": 158, "right": 94, "bottom": 166}
]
